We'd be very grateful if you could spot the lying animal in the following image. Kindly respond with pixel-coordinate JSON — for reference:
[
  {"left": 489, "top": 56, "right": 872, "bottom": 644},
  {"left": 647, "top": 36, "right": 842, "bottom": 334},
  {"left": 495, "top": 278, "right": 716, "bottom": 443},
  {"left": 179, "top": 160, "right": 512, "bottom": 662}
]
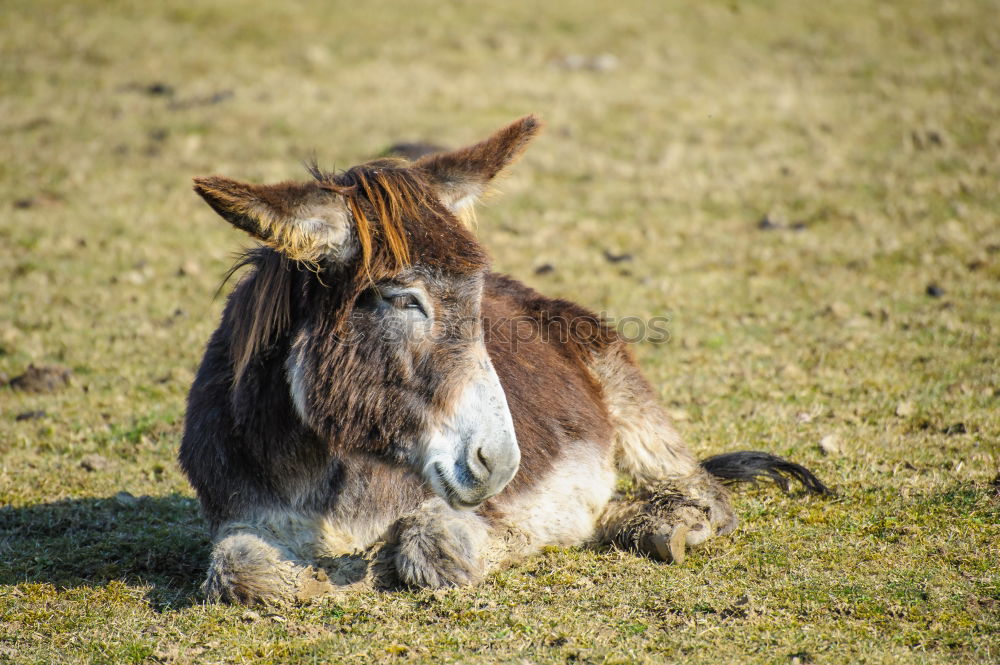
[{"left": 180, "top": 116, "right": 828, "bottom": 604}]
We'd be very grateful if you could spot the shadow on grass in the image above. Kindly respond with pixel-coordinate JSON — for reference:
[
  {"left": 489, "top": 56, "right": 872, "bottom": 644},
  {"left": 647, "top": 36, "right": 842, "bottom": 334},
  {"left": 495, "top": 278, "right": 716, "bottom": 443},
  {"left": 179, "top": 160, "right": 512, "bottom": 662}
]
[{"left": 0, "top": 493, "right": 210, "bottom": 611}]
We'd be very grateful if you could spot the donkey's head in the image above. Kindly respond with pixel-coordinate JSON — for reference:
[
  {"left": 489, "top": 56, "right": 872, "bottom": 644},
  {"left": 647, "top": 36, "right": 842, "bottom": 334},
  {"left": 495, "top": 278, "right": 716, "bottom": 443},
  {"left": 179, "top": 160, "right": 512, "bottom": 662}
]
[{"left": 193, "top": 117, "right": 540, "bottom": 509}]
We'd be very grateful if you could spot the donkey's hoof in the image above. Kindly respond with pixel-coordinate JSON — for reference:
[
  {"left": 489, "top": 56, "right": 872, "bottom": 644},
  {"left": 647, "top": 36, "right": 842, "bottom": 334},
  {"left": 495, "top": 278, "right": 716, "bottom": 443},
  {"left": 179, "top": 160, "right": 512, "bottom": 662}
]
[
  {"left": 646, "top": 483, "right": 734, "bottom": 547},
  {"left": 642, "top": 523, "right": 690, "bottom": 564},
  {"left": 614, "top": 494, "right": 714, "bottom": 561},
  {"left": 664, "top": 475, "right": 739, "bottom": 539},
  {"left": 295, "top": 566, "right": 334, "bottom": 603}
]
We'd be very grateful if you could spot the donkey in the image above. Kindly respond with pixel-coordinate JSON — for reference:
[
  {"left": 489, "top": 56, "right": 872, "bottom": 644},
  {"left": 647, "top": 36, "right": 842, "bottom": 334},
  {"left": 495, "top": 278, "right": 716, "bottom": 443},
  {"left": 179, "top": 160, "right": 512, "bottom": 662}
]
[{"left": 180, "top": 116, "right": 828, "bottom": 604}]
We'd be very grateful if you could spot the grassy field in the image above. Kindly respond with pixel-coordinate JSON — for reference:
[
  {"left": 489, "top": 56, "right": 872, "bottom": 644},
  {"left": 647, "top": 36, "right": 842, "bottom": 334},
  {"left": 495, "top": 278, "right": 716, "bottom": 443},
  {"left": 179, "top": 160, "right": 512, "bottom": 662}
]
[{"left": 2, "top": 0, "right": 998, "bottom": 663}]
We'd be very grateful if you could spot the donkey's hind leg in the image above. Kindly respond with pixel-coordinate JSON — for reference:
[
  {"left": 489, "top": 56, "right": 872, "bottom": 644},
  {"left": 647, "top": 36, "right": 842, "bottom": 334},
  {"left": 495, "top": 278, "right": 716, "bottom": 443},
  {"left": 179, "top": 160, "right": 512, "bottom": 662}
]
[
  {"left": 594, "top": 480, "right": 737, "bottom": 563},
  {"left": 205, "top": 523, "right": 333, "bottom": 605},
  {"left": 591, "top": 344, "right": 738, "bottom": 543},
  {"left": 592, "top": 344, "right": 699, "bottom": 484}
]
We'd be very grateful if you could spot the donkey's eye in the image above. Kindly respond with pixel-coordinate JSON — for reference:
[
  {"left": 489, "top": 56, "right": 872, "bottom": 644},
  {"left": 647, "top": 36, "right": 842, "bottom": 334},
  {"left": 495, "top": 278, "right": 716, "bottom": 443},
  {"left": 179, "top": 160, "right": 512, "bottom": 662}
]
[{"left": 387, "top": 293, "right": 427, "bottom": 316}]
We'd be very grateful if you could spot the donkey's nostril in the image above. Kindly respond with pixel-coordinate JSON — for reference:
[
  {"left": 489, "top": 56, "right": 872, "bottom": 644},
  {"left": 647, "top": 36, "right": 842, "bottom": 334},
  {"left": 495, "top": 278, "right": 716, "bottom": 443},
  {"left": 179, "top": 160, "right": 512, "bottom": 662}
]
[
  {"left": 476, "top": 446, "right": 492, "bottom": 474},
  {"left": 465, "top": 445, "right": 493, "bottom": 483}
]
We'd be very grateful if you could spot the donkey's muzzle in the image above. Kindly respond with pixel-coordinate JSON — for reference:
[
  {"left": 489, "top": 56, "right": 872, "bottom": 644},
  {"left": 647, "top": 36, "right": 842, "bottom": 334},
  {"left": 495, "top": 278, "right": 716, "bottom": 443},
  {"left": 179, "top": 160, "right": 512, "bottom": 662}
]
[{"left": 418, "top": 358, "right": 520, "bottom": 509}]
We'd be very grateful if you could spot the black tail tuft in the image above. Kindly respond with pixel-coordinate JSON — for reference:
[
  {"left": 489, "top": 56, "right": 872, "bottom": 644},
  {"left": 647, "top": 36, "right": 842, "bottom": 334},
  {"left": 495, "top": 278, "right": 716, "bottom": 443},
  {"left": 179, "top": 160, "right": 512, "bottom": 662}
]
[{"left": 701, "top": 451, "right": 831, "bottom": 496}]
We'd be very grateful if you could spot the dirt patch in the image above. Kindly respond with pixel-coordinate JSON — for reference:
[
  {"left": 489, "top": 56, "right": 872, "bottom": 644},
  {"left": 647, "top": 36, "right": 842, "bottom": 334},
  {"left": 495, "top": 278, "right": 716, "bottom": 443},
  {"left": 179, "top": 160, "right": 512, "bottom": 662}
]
[{"left": 8, "top": 364, "right": 72, "bottom": 393}]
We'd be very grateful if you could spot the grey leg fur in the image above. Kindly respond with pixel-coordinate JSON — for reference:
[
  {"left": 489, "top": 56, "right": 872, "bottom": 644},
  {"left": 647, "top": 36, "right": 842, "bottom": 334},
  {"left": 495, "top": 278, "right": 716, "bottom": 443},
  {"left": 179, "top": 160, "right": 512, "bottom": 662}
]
[
  {"left": 204, "top": 529, "right": 334, "bottom": 605},
  {"left": 385, "top": 499, "right": 490, "bottom": 588},
  {"left": 205, "top": 500, "right": 499, "bottom": 600}
]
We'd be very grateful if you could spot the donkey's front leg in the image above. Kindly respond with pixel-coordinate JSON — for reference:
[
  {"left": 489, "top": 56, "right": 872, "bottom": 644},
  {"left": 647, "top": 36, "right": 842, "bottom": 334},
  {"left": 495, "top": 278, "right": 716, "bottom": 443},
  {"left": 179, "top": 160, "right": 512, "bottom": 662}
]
[
  {"left": 205, "top": 522, "right": 335, "bottom": 605},
  {"left": 385, "top": 498, "right": 492, "bottom": 588}
]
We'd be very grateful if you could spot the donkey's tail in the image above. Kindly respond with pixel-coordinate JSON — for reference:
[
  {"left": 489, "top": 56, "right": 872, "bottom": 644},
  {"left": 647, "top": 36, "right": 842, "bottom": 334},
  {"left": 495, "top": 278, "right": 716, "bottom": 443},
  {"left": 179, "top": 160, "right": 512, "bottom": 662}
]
[{"left": 701, "top": 451, "right": 831, "bottom": 495}]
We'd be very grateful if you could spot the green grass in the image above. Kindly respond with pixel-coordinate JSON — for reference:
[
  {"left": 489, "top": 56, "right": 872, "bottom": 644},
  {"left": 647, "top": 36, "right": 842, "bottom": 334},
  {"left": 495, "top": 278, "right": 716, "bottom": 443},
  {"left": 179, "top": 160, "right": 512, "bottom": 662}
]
[{"left": 2, "top": 0, "right": 998, "bottom": 662}]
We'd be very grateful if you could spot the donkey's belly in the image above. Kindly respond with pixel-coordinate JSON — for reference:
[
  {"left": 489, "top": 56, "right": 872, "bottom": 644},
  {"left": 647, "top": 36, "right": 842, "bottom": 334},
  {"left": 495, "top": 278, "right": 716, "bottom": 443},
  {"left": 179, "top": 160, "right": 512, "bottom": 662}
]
[{"left": 491, "top": 439, "right": 616, "bottom": 548}]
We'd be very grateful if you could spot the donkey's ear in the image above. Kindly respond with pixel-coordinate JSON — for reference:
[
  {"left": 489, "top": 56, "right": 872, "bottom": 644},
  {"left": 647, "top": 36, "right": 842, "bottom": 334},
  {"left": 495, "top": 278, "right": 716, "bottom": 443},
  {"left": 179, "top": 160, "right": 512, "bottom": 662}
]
[
  {"left": 414, "top": 115, "right": 542, "bottom": 214},
  {"left": 193, "top": 176, "right": 353, "bottom": 263}
]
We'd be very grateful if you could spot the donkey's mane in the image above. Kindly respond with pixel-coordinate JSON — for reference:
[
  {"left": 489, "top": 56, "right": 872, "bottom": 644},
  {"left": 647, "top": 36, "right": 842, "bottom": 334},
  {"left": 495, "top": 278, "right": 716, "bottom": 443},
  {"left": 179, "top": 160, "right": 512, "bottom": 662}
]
[
  {"left": 310, "top": 158, "right": 433, "bottom": 274},
  {"left": 224, "top": 160, "right": 436, "bottom": 386},
  {"left": 223, "top": 247, "right": 294, "bottom": 386}
]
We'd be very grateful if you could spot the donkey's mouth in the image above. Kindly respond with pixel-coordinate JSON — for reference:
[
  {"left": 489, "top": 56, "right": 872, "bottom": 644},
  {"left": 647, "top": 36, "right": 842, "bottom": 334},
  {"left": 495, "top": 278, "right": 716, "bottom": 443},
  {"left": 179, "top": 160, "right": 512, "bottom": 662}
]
[{"left": 429, "top": 461, "right": 491, "bottom": 510}]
